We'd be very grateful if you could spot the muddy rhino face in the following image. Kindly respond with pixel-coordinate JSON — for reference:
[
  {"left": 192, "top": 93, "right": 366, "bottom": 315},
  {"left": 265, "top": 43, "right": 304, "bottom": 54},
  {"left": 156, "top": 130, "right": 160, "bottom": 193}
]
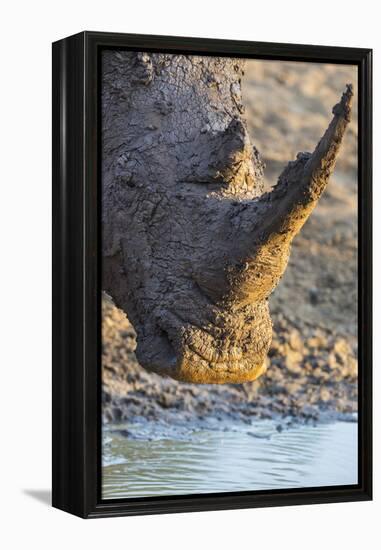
[{"left": 102, "top": 51, "right": 352, "bottom": 383}]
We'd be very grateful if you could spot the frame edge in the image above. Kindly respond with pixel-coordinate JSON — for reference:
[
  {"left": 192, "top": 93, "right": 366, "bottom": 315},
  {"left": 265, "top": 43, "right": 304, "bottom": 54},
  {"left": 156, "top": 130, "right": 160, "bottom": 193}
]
[{"left": 53, "top": 32, "right": 373, "bottom": 519}]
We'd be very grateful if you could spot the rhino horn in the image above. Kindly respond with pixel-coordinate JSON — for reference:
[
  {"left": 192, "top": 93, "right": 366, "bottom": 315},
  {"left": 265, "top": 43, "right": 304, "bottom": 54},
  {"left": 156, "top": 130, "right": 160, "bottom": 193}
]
[{"left": 224, "top": 85, "right": 353, "bottom": 305}]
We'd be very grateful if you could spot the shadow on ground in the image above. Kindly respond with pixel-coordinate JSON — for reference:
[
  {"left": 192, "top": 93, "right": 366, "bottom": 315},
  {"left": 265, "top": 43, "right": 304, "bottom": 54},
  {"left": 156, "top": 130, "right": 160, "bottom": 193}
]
[{"left": 23, "top": 489, "right": 51, "bottom": 507}]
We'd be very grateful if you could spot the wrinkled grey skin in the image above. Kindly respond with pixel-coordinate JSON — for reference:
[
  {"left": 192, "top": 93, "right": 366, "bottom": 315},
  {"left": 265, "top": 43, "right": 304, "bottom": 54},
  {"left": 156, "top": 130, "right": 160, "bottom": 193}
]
[{"left": 102, "top": 51, "right": 352, "bottom": 384}]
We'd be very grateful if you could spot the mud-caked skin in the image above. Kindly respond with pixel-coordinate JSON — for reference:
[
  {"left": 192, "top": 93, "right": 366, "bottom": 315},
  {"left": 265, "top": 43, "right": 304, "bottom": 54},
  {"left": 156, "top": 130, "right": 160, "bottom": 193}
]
[{"left": 102, "top": 51, "right": 353, "bottom": 383}]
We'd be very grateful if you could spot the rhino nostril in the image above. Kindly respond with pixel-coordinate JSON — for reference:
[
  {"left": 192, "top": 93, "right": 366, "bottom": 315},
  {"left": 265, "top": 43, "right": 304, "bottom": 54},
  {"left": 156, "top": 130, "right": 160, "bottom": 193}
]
[
  {"left": 134, "top": 324, "right": 178, "bottom": 375},
  {"left": 155, "top": 326, "right": 178, "bottom": 366}
]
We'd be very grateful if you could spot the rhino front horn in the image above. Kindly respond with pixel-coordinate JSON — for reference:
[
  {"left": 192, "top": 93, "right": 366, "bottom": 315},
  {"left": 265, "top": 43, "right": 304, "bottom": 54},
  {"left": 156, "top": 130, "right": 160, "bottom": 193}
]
[{"left": 223, "top": 85, "right": 354, "bottom": 307}]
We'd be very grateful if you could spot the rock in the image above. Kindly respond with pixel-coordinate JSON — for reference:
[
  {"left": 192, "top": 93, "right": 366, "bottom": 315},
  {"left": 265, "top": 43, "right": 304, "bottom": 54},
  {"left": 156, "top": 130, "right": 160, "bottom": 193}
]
[
  {"left": 285, "top": 350, "right": 303, "bottom": 374},
  {"left": 284, "top": 382, "right": 302, "bottom": 394},
  {"left": 300, "top": 404, "right": 319, "bottom": 420},
  {"left": 319, "top": 388, "right": 331, "bottom": 402},
  {"left": 346, "top": 356, "right": 358, "bottom": 378},
  {"left": 289, "top": 329, "right": 303, "bottom": 351},
  {"left": 309, "top": 287, "right": 319, "bottom": 305},
  {"left": 114, "top": 429, "right": 132, "bottom": 438},
  {"left": 307, "top": 335, "right": 327, "bottom": 350},
  {"left": 112, "top": 407, "right": 123, "bottom": 422}
]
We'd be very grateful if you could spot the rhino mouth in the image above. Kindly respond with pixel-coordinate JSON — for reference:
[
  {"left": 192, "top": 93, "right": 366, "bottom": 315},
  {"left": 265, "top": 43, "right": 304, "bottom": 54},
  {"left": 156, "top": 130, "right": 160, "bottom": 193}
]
[
  {"left": 178, "top": 329, "right": 269, "bottom": 384},
  {"left": 139, "top": 305, "right": 271, "bottom": 384}
]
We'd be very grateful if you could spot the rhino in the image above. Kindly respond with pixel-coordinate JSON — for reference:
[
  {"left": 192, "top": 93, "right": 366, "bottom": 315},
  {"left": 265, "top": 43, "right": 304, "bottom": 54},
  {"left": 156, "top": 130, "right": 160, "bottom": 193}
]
[{"left": 101, "top": 51, "right": 352, "bottom": 384}]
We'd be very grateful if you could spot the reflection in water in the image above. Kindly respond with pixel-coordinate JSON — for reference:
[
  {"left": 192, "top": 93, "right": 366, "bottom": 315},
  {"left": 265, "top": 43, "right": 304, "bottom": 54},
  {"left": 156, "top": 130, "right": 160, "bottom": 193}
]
[{"left": 102, "top": 420, "right": 357, "bottom": 499}]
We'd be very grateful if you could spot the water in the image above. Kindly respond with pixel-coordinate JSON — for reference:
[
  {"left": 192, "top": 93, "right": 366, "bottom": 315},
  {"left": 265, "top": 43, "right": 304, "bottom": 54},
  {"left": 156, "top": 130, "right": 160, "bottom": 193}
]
[{"left": 102, "top": 419, "right": 358, "bottom": 499}]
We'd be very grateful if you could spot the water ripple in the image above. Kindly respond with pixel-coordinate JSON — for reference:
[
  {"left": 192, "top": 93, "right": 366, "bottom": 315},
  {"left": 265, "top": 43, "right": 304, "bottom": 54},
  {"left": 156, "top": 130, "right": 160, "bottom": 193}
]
[{"left": 102, "top": 420, "right": 357, "bottom": 499}]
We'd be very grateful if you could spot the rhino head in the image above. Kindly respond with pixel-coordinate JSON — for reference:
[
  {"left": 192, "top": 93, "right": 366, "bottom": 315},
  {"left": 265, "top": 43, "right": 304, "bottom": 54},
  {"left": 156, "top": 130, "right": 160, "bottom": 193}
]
[{"left": 102, "top": 52, "right": 352, "bottom": 384}]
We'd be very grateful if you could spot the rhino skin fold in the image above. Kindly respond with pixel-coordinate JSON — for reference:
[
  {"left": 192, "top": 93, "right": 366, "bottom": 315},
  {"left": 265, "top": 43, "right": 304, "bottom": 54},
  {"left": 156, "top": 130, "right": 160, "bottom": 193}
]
[{"left": 101, "top": 51, "right": 352, "bottom": 384}]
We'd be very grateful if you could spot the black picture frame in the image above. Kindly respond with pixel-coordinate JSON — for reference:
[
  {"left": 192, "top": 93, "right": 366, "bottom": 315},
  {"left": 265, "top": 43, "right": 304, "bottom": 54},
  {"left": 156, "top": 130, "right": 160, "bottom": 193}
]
[{"left": 52, "top": 31, "right": 373, "bottom": 519}]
